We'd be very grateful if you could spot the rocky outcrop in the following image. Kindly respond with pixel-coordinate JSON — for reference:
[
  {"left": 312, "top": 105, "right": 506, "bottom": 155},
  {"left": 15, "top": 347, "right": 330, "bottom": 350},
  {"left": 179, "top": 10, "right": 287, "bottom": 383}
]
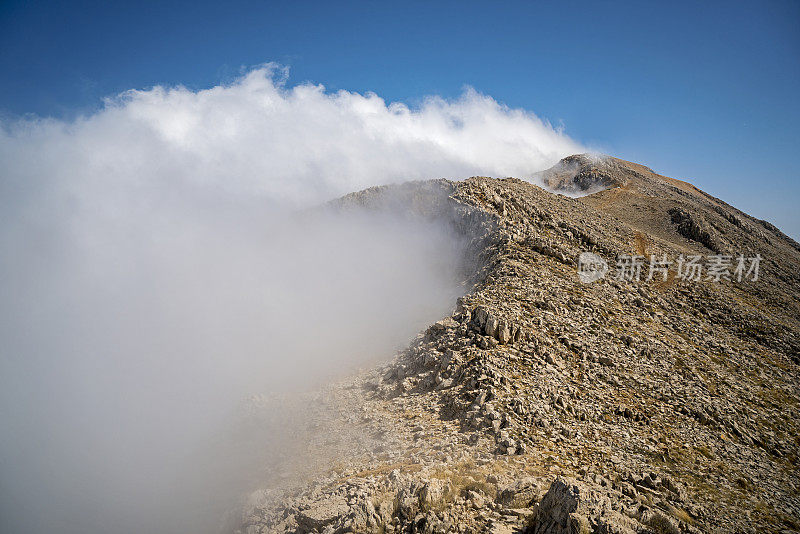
[
  {"left": 531, "top": 478, "right": 641, "bottom": 534},
  {"left": 535, "top": 154, "right": 628, "bottom": 194},
  {"left": 668, "top": 207, "right": 721, "bottom": 252}
]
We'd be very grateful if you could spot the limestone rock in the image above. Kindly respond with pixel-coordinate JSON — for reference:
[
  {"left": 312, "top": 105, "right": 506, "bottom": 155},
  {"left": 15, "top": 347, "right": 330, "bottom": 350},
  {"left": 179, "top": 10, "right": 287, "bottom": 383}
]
[{"left": 530, "top": 477, "right": 641, "bottom": 534}]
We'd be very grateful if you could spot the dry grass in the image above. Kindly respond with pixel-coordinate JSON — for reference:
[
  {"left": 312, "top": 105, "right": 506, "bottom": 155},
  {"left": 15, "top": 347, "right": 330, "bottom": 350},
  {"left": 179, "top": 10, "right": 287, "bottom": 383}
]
[
  {"left": 646, "top": 512, "right": 680, "bottom": 534},
  {"left": 696, "top": 444, "right": 715, "bottom": 460},
  {"left": 425, "top": 460, "right": 499, "bottom": 509},
  {"left": 667, "top": 504, "right": 694, "bottom": 525}
]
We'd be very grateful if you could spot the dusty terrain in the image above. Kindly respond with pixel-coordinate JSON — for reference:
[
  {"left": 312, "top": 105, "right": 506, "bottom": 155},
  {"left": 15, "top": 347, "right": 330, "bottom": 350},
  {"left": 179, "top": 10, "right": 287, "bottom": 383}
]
[{"left": 233, "top": 155, "right": 800, "bottom": 534}]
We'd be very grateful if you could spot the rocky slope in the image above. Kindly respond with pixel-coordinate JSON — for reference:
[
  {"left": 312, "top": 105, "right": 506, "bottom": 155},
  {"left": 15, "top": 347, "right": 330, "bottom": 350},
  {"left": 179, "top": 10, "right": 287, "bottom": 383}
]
[{"left": 234, "top": 155, "right": 800, "bottom": 534}]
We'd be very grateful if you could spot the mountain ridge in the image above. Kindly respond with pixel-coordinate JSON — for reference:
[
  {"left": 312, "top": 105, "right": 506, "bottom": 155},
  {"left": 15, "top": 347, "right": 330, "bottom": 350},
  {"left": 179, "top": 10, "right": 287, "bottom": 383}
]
[{"left": 235, "top": 155, "right": 800, "bottom": 534}]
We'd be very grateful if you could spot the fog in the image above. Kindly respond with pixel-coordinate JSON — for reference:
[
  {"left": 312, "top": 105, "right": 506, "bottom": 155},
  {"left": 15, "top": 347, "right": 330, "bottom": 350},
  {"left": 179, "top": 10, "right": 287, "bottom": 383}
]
[
  {"left": 0, "top": 65, "right": 581, "bottom": 533},
  {"left": 0, "top": 194, "right": 470, "bottom": 533}
]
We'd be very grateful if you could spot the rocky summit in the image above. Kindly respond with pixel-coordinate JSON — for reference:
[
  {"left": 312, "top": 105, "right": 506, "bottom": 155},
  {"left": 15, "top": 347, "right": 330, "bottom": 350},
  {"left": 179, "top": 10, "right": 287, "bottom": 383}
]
[{"left": 234, "top": 155, "right": 800, "bottom": 534}]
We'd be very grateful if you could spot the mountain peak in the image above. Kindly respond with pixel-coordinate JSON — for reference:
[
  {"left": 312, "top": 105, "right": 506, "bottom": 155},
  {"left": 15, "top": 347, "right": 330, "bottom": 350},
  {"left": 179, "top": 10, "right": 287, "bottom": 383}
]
[{"left": 536, "top": 153, "right": 664, "bottom": 195}]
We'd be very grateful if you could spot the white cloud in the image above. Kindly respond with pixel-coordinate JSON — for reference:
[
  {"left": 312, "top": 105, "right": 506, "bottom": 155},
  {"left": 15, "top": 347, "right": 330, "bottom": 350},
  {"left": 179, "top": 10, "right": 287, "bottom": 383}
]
[
  {"left": 1, "top": 63, "right": 582, "bottom": 207},
  {"left": 0, "top": 65, "right": 582, "bottom": 534}
]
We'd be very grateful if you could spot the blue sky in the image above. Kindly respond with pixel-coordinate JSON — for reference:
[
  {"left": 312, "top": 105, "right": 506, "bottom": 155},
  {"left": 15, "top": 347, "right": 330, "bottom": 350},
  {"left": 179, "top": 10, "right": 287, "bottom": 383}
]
[{"left": 1, "top": 0, "right": 799, "bottom": 237}]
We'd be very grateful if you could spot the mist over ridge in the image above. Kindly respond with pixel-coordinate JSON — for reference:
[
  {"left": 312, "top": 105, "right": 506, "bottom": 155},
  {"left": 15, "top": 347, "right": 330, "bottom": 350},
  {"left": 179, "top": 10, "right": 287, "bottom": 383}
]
[{"left": 0, "top": 65, "right": 587, "bottom": 533}]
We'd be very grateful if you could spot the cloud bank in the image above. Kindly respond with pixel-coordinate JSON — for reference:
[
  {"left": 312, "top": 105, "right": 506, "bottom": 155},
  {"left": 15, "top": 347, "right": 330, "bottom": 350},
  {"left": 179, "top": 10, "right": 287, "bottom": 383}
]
[
  {"left": 0, "top": 65, "right": 582, "bottom": 534},
  {"left": 1, "top": 63, "right": 582, "bottom": 207}
]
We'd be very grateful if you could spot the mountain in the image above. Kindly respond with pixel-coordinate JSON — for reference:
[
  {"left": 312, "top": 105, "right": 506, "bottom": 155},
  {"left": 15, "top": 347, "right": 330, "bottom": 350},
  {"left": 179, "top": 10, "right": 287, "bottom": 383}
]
[{"left": 234, "top": 155, "right": 800, "bottom": 534}]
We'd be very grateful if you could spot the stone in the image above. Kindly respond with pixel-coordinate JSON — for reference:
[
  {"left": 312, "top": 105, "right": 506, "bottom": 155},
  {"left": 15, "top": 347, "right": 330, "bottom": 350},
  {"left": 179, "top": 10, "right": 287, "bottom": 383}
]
[
  {"left": 497, "top": 478, "right": 541, "bottom": 508},
  {"left": 497, "top": 320, "right": 512, "bottom": 344},
  {"left": 473, "top": 306, "right": 489, "bottom": 330},
  {"left": 295, "top": 497, "right": 350, "bottom": 532},
  {"left": 598, "top": 356, "right": 615, "bottom": 367},
  {"left": 485, "top": 314, "right": 500, "bottom": 338},
  {"left": 530, "top": 477, "right": 641, "bottom": 534},
  {"left": 467, "top": 490, "right": 485, "bottom": 509}
]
